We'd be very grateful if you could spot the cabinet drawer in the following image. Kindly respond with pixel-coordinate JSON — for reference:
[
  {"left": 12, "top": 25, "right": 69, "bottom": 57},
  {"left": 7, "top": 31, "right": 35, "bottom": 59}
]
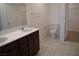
[
  {"left": 33, "top": 31, "right": 39, "bottom": 36},
  {"left": 28, "top": 31, "right": 39, "bottom": 40}
]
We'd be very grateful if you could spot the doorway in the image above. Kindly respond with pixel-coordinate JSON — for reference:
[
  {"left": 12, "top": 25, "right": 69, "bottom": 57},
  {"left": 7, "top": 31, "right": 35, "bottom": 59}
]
[{"left": 66, "top": 3, "right": 79, "bottom": 43}]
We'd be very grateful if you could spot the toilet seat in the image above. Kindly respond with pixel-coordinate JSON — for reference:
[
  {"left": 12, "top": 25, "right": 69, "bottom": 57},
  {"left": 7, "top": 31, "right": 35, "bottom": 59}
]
[{"left": 49, "top": 24, "right": 59, "bottom": 38}]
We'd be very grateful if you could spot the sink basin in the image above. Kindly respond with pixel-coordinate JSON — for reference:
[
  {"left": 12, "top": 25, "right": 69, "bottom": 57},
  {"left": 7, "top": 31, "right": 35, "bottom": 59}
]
[
  {"left": 21, "top": 28, "right": 32, "bottom": 32},
  {"left": 0, "top": 37, "right": 7, "bottom": 43}
]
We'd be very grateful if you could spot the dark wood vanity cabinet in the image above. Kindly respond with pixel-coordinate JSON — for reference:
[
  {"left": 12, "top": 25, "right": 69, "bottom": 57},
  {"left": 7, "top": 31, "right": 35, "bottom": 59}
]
[
  {"left": 0, "top": 30, "right": 40, "bottom": 56},
  {"left": 18, "top": 36, "right": 28, "bottom": 56},
  {"left": 28, "top": 31, "right": 40, "bottom": 56},
  {"left": 0, "top": 40, "right": 19, "bottom": 56}
]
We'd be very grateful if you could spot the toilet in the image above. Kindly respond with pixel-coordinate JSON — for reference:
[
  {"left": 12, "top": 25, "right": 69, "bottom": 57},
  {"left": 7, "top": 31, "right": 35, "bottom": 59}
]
[{"left": 49, "top": 24, "right": 59, "bottom": 38}]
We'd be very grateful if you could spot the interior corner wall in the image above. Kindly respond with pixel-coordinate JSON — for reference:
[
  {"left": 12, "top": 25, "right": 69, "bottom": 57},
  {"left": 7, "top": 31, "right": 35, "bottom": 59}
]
[
  {"left": 48, "top": 3, "right": 66, "bottom": 41},
  {"left": 59, "top": 4, "right": 66, "bottom": 41}
]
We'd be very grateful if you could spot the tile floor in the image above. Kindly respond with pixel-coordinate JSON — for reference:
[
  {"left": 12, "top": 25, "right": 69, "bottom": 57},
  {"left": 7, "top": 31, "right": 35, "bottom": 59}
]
[{"left": 36, "top": 37, "right": 79, "bottom": 56}]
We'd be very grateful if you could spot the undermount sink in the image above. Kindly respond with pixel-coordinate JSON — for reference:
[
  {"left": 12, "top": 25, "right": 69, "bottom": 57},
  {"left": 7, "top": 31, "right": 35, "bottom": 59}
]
[
  {"left": 0, "top": 37, "right": 7, "bottom": 43},
  {"left": 21, "top": 28, "right": 32, "bottom": 32}
]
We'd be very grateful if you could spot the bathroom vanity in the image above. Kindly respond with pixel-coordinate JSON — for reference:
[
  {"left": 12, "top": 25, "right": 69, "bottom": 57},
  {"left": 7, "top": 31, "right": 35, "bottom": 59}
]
[{"left": 0, "top": 28, "right": 40, "bottom": 56}]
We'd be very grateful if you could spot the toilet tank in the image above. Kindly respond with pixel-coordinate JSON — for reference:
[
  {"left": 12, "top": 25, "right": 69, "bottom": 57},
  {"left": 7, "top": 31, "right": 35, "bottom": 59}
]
[{"left": 49, "top": 24, "right": 59, "bottom": 30}]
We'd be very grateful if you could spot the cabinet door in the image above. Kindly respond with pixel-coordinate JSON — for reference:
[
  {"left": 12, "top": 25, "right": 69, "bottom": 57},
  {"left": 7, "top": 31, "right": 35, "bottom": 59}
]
[
  {"left": 18, "top": 36, "right": 28, "bottom": 56},
  {"left": 7, "top": 48, "right": 19, "bottom": 56},
  {"left": 28, "top": 36, "right": 34, "bottom": 56},
  {"left": 0, "top": 48, "right": 7, "bottom": 56},
  {"left": 0, "top": 40, "right": 19, "bottom": 56},
  {"left": 28, "top": 31, "right": 40, "bottom": 56},
  {"left": 33, "top": 31, "right": 40, "bottom": 54},
  {"left": 20, "top": 44, "right": 28, "bottom": 56}
]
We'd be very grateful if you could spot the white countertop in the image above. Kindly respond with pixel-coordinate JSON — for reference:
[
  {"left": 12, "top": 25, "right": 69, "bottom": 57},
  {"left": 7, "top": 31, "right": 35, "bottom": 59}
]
[{"left": 0, "top": 27, "right": 39, "bottom": 47}]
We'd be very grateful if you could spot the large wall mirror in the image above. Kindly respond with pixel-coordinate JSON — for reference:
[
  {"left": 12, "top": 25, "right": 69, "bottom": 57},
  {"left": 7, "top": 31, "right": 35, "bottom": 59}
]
[{"left": 0, "top": 3, "right": 27, "bottom": 32}]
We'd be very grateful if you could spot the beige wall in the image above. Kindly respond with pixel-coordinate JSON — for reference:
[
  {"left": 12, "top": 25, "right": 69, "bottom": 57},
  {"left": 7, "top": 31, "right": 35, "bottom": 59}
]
[
  {"left": 48, "top": 4, "right": 60, "bottom": 25},
  {"left": 26, "top": 4, "right": 49, "bottom": 40},
  {"left": 67, "top": 3, "right": 79, "bottom": 32}
]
